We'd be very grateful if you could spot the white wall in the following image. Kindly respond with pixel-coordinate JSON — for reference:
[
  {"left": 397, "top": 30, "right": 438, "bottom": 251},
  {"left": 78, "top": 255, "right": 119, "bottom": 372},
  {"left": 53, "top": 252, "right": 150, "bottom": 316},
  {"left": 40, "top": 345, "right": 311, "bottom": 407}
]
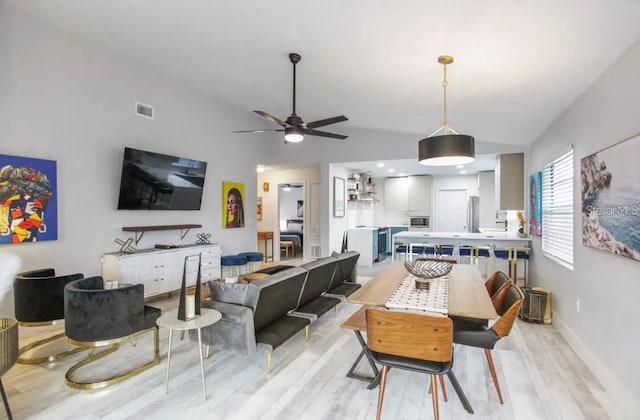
[
  {"left": 529, "top": 39, "right": 640, "bottom": 417},
  {"left": 478, "top": 171, "right": 497, "bottom": 229},
  {"left": 328, "top": 164, "right": 350, "bottom": 254},
  {"left": 0, "top": 8, "right": 264, "bottom": 274}
]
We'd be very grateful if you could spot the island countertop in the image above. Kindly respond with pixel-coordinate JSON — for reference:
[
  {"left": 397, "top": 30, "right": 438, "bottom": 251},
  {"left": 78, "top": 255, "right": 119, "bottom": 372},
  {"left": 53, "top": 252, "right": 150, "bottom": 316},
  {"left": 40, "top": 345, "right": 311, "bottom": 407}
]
[{"left": 391, "top": 231, "right": 530, "bottom": 260}]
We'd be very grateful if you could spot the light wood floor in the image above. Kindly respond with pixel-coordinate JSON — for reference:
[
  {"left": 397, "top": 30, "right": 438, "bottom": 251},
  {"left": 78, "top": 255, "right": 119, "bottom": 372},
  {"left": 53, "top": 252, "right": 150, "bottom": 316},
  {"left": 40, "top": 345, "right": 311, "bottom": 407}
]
[{"left": 3, "top": 261, "right": 622, "bottom": 419}]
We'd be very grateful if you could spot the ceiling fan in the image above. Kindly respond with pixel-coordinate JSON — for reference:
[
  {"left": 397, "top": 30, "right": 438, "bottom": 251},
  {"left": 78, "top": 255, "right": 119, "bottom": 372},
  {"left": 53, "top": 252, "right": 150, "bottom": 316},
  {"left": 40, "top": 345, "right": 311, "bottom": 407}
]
[{"left": 233, "top": 53, "right": 348, "bottom": 143}]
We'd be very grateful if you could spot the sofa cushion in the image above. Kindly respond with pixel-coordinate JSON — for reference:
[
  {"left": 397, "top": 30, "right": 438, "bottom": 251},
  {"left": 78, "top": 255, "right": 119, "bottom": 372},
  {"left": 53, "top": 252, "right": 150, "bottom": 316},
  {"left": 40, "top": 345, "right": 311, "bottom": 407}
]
[
  {"left": 245, "top": 267, "right": 307, "bottom": 332},
  {"left": 328, "top": 251, "right": 359, "bottom": 290},
  {"left": 328, "top": 282, "right": 361, "bottom": 297},
  {"left": 208, "top": 281, "right": 249, "bottom": 305},
  {"left": 298, "top": 258, "right": 338, "bottom": 307},
  {"left": 255, "top": 315, "right": 310, "bottom": 351},
  {"left": 297, "top": 296, "right": 341, "bottom": 318}
]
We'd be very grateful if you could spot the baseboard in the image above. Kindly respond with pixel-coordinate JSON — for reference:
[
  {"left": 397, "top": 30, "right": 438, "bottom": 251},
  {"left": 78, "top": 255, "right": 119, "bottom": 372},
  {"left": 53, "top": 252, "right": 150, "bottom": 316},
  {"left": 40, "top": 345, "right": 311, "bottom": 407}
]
[{"left": 554, "top": 314, "right": 638, "bottom": 418}]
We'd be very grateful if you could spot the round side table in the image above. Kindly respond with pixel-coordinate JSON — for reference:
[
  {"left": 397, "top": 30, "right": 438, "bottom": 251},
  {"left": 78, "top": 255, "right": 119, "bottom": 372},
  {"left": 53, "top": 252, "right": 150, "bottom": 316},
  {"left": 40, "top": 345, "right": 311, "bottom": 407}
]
[{"left": 156, "top": 308, "right": 222, "bottom": 399}]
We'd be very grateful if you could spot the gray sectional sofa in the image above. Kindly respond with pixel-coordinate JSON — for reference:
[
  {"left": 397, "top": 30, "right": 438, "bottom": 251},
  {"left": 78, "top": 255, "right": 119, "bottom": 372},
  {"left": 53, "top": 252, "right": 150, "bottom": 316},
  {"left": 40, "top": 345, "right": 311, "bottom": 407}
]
[{"left": 193, "top": 251, "right": 359, "bottom": 372}]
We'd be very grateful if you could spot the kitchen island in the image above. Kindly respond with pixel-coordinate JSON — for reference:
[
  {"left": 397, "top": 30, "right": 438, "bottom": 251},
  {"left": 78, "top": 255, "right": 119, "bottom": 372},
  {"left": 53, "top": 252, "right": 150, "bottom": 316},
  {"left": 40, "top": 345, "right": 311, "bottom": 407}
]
[{"left": 391, "top": 231, "right": 531, "bottom": 262}]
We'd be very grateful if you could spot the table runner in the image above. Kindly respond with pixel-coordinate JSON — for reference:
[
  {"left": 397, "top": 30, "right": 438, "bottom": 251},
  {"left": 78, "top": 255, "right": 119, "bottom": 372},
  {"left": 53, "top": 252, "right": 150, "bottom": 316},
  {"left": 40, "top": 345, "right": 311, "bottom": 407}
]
[{"left": 385, "top": 272, "right": 448, "bottom": 314}]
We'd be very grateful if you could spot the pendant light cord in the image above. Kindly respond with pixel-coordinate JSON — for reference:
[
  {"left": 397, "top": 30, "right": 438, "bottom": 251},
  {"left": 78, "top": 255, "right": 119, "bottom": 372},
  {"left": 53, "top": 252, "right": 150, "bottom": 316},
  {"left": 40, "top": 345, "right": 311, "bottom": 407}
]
[{"left": 442, "top": 61, "right": 449, "bottom": 134}]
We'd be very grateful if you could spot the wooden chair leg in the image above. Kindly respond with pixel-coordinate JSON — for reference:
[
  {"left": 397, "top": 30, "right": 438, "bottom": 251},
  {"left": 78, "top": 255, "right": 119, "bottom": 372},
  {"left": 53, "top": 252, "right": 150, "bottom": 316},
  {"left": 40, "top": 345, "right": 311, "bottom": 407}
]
[
  {"left": 430, "top": 374, "right": 440, "bottom": 420},
  {"left": 427, "top": 375, "right": 447, "bottom": 402},
  {"left": 376, "top": 366, "right": 389, "bottom": 420},
  {"left": 439, "top": 374, "right": 447, "bottom": 402},
  {"left": 484, "top": 348, "right": 504, "bottom": 404}
]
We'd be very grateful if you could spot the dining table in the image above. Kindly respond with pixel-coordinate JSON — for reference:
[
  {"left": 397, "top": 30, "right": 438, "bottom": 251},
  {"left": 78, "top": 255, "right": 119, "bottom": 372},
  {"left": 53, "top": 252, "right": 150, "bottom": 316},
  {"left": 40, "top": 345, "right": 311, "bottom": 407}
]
[{"left": 346, "top": 262, "right": 498, "bottom": 414}]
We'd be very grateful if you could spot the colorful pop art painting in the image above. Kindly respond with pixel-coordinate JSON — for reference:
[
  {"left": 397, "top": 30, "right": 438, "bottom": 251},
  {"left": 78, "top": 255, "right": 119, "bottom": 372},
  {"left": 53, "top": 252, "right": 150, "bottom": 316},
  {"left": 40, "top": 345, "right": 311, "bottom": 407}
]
[{"left": 0, "top": 154, "right": 58, "bottom": 244}]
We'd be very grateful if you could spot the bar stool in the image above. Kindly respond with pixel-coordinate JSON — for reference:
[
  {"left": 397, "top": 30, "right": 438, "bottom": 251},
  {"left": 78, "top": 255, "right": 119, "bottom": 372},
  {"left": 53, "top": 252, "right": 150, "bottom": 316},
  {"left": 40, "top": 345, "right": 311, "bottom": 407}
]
[
  {"left": 221, "top": 255, "right": 248, "bottom": 279},
  {"left": 493, "top": 247, "right": 514, "bottom": 279},
  {"left": 394, "top": 244, "right": 408, "bottom": 261},
  {"left": 238, "top": 252, "right": 264, "bottom": 273},
  {"left": 511, "top": 247, "right": 530, "bottom": 287},
  {"left": 437, "top": 244, "right": 455, "bottom": 258},
  {"left": 408, "top": 243, "right": 437, "bottom": 261}
]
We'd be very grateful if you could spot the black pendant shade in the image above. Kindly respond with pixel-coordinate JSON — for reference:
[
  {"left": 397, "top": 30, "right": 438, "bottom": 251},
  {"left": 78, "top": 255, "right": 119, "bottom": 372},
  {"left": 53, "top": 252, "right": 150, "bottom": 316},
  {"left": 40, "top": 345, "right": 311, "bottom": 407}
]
[{"left": 418, "top": 134, "right": 475, "bottom": 166}]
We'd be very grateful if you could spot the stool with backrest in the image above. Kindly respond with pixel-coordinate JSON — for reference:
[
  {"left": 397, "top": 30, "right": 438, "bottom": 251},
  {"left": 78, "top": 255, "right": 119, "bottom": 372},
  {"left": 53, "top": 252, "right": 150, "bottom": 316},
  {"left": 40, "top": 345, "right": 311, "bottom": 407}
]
[
  {"left": 510, "top": 247, "right": 530, "bottom": 287},
  {"left": 64, "top": 276, "right": 161, "bottom": 389},
  {"left": 452, "top": 283, "right": 525, "bottom": 404},
  {"left": 366, "top": 309, "right": 454, "bottom": 420},
  {"left": 0, "top": 318, "right": 18, "bottom": 420},
  {"left": 408, "top": 243, "right": 437, "bottom": 261},
  {"left": 13, "top": 268, "right": 85, "bottom": 364}
]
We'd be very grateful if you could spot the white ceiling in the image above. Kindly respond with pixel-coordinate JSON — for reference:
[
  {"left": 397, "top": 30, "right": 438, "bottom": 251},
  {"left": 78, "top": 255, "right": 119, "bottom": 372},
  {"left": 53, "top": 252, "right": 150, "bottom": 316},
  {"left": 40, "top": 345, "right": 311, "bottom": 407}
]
[
  {"left": 341, "top": 154, "right": 499, "bottom": 178},
  {"left": 10, "top": 1, "right": 640, "bottom": 147}
]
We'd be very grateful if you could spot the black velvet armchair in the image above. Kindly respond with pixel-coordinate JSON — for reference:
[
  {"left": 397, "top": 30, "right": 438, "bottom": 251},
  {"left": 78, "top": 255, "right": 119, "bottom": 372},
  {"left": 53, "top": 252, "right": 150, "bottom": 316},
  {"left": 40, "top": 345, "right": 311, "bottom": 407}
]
[
  {"left": 64, "top": 276, "right": 161, "bottom": 389},
  {"left": 13, "top": 268, "right": 85, "bottom": 364}
]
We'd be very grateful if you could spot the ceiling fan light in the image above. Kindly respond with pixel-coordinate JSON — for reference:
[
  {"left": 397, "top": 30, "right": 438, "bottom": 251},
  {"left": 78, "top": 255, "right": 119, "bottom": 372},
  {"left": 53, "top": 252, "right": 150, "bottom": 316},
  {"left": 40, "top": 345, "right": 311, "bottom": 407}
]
[
  {"left": 418, "top": 134, "right": 475, "bottom": 166},
  {"left": 284, "top": 127, "right": 304, "bottom": 143}
]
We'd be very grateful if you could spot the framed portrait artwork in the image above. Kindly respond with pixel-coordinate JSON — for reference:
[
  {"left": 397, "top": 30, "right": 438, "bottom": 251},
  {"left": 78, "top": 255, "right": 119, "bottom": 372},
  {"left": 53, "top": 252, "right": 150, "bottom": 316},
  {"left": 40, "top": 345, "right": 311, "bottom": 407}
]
[
  {"left": 257, "top": 196, "right": 263, "bottom": 221},
  {"left": 222, "top": 181, "right": 245, "bottom": 228},
  {"left": 333, "top": 177, "right": 345, "bottom": 217},
  {"left": 581, "top": 133, "right": 640, "bottom": 262},
  {"left": 0, "top": 154, "right": 58, "bottom": 244}
]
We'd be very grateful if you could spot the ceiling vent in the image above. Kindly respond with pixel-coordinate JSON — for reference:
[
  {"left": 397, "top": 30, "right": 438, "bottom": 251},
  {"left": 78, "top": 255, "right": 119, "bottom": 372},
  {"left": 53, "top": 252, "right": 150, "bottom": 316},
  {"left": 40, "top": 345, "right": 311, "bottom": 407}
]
[{"left": 135, "top": 102, "right": 154, "bottom": 119}]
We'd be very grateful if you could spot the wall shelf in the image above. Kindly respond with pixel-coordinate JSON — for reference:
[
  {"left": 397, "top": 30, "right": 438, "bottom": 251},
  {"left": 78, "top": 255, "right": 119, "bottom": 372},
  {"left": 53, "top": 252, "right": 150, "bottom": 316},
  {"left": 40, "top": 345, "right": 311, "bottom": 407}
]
[{"left": 122, "top": 224, "right": 202, "bottom": 245}]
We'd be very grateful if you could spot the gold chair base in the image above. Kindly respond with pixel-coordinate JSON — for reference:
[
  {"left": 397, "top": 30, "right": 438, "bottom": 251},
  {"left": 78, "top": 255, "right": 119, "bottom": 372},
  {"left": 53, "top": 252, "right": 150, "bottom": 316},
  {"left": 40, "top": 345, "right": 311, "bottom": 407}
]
[
  {"left": 65, "top": 327, "right": 160, "bottom": 390},
  {"left": 17, "top": 328, "right": 86, "bottom": 365}
]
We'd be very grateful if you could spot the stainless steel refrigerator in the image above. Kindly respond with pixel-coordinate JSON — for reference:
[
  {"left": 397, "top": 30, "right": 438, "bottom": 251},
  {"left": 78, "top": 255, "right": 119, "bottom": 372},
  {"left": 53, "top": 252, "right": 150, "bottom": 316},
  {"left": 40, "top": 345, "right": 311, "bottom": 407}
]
[{"left": 467, "top": 196, "right": 480, "bottom": 233}]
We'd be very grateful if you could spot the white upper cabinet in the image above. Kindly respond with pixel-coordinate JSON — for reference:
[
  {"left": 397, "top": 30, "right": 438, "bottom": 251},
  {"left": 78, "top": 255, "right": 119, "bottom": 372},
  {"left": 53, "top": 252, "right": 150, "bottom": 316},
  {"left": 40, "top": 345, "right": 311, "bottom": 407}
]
[
  {"left": 495, "top": 153, "right": 524, "bottom": 210},
  {"left": 407, "top": 175, "right": 432, "bottom": 212},
  {"left": 383, "top": 177, "right": 409, "bottom": 212}
]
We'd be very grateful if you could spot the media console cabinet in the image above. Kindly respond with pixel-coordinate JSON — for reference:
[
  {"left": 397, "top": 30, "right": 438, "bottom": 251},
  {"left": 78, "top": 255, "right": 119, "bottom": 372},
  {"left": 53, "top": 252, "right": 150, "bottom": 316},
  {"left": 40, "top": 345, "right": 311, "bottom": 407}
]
[{"left": 101, "top": 244, "right": 221, "bottom": 297}]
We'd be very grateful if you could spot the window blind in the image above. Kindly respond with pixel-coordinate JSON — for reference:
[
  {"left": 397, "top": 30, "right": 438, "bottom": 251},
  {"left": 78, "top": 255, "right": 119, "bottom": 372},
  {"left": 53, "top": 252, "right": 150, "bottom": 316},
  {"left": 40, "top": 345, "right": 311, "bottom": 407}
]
[{"left": 541, "top": 147, "right": 574, "bottom": 269}]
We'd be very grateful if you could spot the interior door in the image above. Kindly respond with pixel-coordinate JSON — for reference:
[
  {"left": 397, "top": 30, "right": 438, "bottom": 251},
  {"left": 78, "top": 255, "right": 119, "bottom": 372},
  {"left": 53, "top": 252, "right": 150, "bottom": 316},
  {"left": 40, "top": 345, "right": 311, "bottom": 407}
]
[{"left": 437, "top": 189, "right": 468, "bottom": 232}]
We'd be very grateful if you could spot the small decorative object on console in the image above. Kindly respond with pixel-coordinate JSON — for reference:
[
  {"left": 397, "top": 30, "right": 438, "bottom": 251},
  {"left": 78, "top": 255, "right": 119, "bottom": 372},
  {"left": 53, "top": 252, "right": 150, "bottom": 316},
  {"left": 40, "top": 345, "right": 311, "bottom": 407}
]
[
  {"left": 114, "top": 237, "right": 136, "bottom": 253},
  {"left": 196, "top": 233, "right": 212, "bottom": 245}
]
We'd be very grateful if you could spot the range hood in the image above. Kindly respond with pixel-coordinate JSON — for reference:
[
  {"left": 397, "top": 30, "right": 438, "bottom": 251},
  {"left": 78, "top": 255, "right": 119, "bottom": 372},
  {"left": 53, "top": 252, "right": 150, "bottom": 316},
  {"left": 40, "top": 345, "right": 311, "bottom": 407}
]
[{"left": 348, "top": 173, "right": 379, "bottom": 202}]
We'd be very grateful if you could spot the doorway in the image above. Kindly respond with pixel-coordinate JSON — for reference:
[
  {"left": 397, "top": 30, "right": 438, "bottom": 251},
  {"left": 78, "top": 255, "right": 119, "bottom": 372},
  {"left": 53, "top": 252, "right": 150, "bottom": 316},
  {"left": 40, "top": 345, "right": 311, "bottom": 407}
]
[
  {"left": 278, "top": 183, "right": 305, "bottom": 260},
  {"left": 436, "top": 189, "right": 468, "bottom": 232}
]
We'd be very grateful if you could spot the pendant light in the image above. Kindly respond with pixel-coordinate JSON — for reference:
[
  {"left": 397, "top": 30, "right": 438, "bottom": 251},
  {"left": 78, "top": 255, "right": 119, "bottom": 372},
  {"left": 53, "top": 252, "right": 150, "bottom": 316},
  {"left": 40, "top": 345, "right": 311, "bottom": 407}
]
[{"left": 418, "top": 55, "right": 475, "bottom": 166}]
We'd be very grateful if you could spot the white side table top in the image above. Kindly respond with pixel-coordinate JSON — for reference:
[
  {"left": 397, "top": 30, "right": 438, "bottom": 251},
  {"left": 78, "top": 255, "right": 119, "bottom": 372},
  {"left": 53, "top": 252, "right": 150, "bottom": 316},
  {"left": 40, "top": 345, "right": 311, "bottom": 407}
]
[{"left": 156, "top": 308, "right": 222, "bottom": 331}]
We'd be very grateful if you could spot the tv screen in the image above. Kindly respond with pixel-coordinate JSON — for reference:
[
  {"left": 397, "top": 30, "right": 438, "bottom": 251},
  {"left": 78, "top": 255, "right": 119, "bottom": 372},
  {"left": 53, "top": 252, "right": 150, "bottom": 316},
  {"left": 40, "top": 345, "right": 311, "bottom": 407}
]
[{"left": 117, "top": 147, "right": 207, "bottom": 210}]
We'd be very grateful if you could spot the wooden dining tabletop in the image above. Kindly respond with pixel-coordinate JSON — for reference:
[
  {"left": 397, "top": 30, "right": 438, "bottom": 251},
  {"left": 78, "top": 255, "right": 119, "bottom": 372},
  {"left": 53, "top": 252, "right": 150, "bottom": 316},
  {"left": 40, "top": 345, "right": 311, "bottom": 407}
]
[{"left": 347, "top": 262, "right": 498, "bottom": 320}]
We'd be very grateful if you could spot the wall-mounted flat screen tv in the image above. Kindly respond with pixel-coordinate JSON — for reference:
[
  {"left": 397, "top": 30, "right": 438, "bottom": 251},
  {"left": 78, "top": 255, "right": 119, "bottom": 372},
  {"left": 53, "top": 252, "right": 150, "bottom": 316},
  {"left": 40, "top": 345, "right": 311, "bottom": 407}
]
[{"left": 117, "top": 147, "right": 207, "bottom": 210}]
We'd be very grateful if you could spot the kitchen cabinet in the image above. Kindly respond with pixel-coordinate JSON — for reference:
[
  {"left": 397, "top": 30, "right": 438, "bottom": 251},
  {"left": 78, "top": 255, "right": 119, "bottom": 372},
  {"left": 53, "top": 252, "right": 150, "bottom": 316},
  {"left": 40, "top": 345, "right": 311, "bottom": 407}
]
[
  {"left": 408, "top": 175, "right": 432, "bottom": 212},
  {"left": 348, "top": 228, "right": 379, "bottom": 266},
  {"left": 383, "top": 177, "right": 408, "bottom": 211},
  {"left": 477, "top": 171, "right": 497, "bottom": 228},
  {"left": 495, "top": 153, "right": 524, "bottom": 210},
  {"left": 102, "top": 244, "right": 221, "bottom": 297},
  {"left": 387, "top": 226, "right": 408, "bottom": 253}
]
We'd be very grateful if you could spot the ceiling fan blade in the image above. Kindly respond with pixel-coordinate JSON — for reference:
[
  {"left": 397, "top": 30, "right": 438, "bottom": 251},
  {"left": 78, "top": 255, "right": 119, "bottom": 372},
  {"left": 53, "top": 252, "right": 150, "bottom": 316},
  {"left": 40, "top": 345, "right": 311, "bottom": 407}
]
[
  {"left": 305, "top": 115, "right": 348, "bottom": 129},
  {"left": 303, "top": 129, "right": 348, "bottom": 140},
  {"left": 232, "top": 129, "right": 284, "bottom": 133},
  {"left": 253, "top": 110, "right": 288, "bottom": 127}
]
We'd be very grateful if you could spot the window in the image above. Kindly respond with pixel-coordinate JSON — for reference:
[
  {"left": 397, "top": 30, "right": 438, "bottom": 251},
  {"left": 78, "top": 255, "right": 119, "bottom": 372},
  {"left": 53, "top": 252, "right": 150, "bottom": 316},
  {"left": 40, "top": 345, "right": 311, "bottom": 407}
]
[{"left": 541, "top": 147, "right": 574, "bottom": 269}]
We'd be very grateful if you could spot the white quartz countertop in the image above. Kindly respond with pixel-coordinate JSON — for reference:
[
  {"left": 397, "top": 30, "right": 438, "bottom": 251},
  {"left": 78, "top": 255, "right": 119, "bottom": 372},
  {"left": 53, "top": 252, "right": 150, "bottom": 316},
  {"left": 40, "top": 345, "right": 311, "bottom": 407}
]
[{"left": 392, "top": 231, "right": 531, "bottom": 241}]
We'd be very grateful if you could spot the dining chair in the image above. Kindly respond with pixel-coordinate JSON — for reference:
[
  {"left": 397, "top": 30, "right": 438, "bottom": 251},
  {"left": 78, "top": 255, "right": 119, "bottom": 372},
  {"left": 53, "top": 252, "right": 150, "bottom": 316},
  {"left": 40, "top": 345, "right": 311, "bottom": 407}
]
[
  {"left": 485, "top": 271, "right": 512, "bottom": 312},
  {"left": 452, "top": 283, "right": 525, "bottom": 404},
  {"left": 366, "top": 309, "right": 453, "bottom": 420}
]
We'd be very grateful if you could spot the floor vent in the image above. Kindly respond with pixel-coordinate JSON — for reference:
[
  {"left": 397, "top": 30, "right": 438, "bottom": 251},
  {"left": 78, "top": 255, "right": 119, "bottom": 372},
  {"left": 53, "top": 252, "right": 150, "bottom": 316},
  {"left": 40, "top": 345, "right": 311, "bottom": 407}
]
[
  {"left": 310, "top": 245, "right": 322, "bottom": 258},
  {"left": 135, "top": 102, "right": 154, "bottom": 119}
]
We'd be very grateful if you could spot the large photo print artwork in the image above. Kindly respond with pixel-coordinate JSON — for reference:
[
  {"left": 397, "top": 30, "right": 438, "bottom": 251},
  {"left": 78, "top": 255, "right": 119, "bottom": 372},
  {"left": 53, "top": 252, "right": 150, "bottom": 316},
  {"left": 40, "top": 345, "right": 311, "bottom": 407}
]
[
  {"left": 223, "top": 181, "right": 245, "bottom": 228},
  {"left": 581, "top": 133, "right": 640, "bottom": 261},
  {"left": 0, "top": 154, "right": 58, "bottom": 244}
]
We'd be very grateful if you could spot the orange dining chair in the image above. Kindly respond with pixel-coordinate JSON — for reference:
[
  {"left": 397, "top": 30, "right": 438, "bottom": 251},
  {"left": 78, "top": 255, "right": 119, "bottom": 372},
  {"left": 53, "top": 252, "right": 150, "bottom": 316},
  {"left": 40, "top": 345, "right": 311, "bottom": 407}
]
[{"left": 366, "top": 309, "right": 453, "bottom": 420}]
